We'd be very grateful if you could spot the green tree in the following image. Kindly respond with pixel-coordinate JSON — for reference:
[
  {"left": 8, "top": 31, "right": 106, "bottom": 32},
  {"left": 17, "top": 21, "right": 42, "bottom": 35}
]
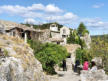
[
  {"left": 67, "top": 30, "right": 80, "bottom": 44},
  {"left": 77, "top": 22, "right": 89, "bottom": 36},
  {"left": 67, "top": 30, "right": 86, "bottom": 49}
]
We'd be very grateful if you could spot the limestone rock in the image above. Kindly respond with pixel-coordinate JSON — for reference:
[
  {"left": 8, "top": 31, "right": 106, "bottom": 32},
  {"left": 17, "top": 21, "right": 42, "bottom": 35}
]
[
  {"left": 80, "top": 33, "right": 91, "bottom": 49},
  {"left": 80, "top": 70, "right": 108, "bottom": 81},
  {"left": 0, "top": 35, "right": 49, "bottom": 81}
]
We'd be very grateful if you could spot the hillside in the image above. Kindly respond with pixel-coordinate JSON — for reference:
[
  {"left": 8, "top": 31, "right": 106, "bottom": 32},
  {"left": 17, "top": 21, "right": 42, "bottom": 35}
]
[
  {"left": 91, "top": 34, "right": 108, "bottom": 42},
  {"left": 0, "top": 35, "right": 49, "bottom": 81}
]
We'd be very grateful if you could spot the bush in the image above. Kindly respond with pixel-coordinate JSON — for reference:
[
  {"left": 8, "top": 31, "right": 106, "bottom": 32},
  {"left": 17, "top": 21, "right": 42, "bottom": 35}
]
[
  {"left": 36, "top": 43, "right": 68, "bottom": 74},
  {"left": 76, "top": 48, "right": 93, "bottom": 65},
  {"left": 28, "top": 40, "right": 68, "bottom": 75},
  {"left": 28, "top": 39, "right": 43, "bottom": 54}
]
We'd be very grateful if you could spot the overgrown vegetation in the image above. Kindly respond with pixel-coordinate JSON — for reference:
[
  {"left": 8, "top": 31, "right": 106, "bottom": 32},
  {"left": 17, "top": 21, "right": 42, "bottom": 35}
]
[
  {"left": 67, "top": 29, "right": 86, "bottom": 49},
  {"left": 67, "top": 30, "right": 80, "bottom": 44},
  {"left": 76, "top": 34, "right": 108, "bottom": 74},
  {"left": 74, "top": 22, "right": 92, "bottom": 65},
  {"left": 91, "top": 35, "right": 108, "bottom": 74},
  {"left": 28, "top": 40, "right": 68, "bottom": 75},
  {"left": 76, "top": 48, "right": 93, "bottom": 65}
]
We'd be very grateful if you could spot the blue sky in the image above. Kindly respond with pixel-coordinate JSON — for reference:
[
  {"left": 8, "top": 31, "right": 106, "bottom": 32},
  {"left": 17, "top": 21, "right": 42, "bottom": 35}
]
[{"left": 0, "top": 0, "right": 108, "bottom": 35}]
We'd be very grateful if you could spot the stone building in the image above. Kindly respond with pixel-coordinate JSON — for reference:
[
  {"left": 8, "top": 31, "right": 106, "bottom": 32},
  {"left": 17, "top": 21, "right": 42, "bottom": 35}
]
[
  {"left": 60, "top": 26, "right": 70, "bottom": 45},
  {"left": 0, "top": 20, "right": 72, "bottom": 45},
  {"left": 0, "top": 20, "right": 44, "bottom": 43},
  {"left": 50, "top": 23, "right": 58, "bottom": 32},
  {"left": 48, "top": 24, "right": 71, "bottom": 45},
  {"left": 60, "top": 26, "right": 70, "bottom": 38}
]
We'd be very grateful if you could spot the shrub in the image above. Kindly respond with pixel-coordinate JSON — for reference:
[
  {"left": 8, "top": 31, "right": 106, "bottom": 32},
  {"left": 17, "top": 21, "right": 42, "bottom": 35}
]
[
  {"left": 28, "top": 40, "right": 68, "bottom": 75},
  {"left": 36, "top": 43, "right": 68, "bottom": 74},
  {"left": 76, "top": 48, "right": 93, "bottom": 65}
]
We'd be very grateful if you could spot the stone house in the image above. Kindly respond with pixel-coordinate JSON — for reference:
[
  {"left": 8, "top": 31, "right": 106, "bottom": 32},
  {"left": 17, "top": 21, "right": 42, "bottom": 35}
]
[
  {"left": 60, "top": 26, "right": 70, "bottom": 45},
  {"left": 60, "top": 26, "right": 70, "bottom": 38},
  {"left": 48, "top": 23, "right": 64, "bottom": 45},
  {"left": 0, "top": 20, "right": 44, "bottom": 43},
  {"left": 48, "top": 24, "right": 71, "bottom": 45},
  {"left": 50, "top": 23, "right": 58, "bottom": 32}
]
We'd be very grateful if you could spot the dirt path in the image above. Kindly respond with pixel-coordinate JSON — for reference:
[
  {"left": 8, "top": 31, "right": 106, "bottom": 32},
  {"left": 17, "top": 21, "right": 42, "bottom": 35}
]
[{"left": 50, "top": 71, "right": 80, "bottom": 81}]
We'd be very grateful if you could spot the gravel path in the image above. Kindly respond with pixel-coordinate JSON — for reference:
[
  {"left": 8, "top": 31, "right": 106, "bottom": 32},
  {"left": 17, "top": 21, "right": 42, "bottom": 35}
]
[{"left": 50, "top": 71, "right": 81, "bottom": 81}]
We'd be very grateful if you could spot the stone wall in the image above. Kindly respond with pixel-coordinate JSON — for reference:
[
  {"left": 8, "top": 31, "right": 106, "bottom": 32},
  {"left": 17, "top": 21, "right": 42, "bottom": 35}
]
[
  {"left": 51, "top": 31, "right": 61, "bottom": 38},
  {"left": 60, "top": 26, "right": 70, "bottom": 37},
  {"left": 65, "top": 44, "right": 81, "bottom": 71}
]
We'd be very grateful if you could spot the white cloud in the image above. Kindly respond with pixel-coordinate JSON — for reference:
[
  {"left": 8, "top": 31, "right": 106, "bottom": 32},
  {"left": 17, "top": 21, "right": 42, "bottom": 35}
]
[
  {"left": 24, "top": 18, "right": 37, "bottom": 24},
  {"left": 64, "top": 12, "right": 78, "bottom": 20},
  {"left": 0, "top": 4, "right": 63, "bottom": 16},
  {"left": 92, "top": 3, "right": 104, "bottom": 8},
  {"left": 27, "top": 4, "right": 45, "bottom": 11},
  {"left": 45, "top": 4, "right": 63, "bottom": 14},
  {"left": 22, "top": 12, "right": 43, "bottom": 18},
  {"left": 82, "top": 18, "right": 108, "bottom": 29},
  {"left": 0, "top": 5, "right": 28, "bottom": 15},
  {"left": 0, "top": 4, "right": 79, "bottom": 25},
  {"left": 45, "top": 12, "right": 78, "bottom": 24}
]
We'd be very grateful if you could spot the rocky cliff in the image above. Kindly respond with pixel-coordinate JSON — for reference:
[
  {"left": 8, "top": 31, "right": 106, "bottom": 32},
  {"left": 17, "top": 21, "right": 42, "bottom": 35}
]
[{"left": 0, "top": 35, "right": 49, "bottom": 81}]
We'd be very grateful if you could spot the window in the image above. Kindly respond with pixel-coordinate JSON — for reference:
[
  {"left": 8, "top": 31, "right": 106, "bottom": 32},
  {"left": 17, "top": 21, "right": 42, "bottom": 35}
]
[
  {"left": 57, "top": 42, "right": 60, "bottom": 45},
  {"left": 51, "top": 24, "right": 56, "bottom": 27},
  {"left": 63, "top": 29, "right": 66, "bottom": 34},
  {"left": 62, "top": 35, "right": 66, "bottom": 38},
  {"left": 13, "top": 31, "right": 16, "bottom": 36}
]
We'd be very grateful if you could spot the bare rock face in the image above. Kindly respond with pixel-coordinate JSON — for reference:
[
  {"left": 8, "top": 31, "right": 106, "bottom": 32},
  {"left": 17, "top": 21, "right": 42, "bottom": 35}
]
[
  {"left": 80, "top": 70, "right": 108, "bottom": 81},
  {"left": 80, "top": 33, "right": 91, "bottom": 49},
  {"left": 0, "top": 35, "right": 49, "bottom": 81}
]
